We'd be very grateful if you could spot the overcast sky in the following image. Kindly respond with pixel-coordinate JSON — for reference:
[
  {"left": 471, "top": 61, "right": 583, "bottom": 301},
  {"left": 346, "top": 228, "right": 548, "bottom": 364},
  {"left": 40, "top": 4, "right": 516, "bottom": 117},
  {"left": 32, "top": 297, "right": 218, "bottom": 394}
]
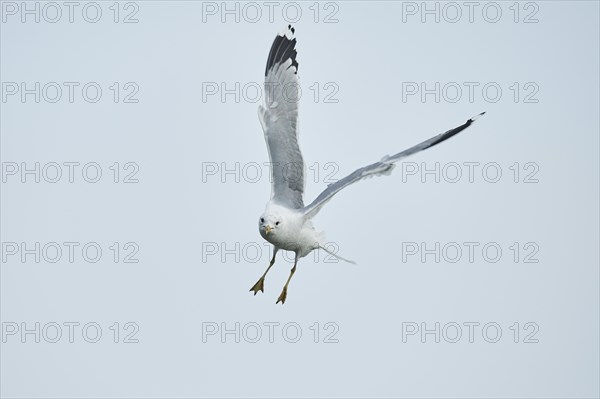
[{"left": 1, "top": 1, "right": 599, "bottom": 398}]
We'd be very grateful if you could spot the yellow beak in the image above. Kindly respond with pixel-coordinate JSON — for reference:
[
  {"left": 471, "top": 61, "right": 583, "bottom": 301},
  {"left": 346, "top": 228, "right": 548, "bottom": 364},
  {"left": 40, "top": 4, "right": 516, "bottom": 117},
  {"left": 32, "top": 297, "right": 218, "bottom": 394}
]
[{"left": 265, "top": 225, "right": 273, "bottom": 235}]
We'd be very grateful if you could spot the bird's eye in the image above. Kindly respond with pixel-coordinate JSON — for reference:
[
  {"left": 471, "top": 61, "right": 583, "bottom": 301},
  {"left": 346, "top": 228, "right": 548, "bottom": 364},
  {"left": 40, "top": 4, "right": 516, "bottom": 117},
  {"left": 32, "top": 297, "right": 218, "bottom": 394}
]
[
  {"left": 275, "top": 221, "right": 280, "bottom": 226},
  {"left": 260, "top": 218, "right": 264, "bottom": 223}
]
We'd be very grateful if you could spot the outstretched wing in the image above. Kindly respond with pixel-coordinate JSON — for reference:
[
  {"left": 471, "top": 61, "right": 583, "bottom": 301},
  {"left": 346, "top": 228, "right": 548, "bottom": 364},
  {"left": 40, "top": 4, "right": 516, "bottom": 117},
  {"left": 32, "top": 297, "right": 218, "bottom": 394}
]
[
  {"left": 301, "top": 112, "right": 486, "bottom": 219},
  {"left": 258, "top": 25, "right": 304, "bottom": 209}
]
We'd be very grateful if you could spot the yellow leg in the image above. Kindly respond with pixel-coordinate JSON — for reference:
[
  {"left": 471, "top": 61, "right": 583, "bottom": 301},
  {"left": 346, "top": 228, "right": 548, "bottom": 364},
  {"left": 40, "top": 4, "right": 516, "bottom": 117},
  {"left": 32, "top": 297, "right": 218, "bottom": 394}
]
[
  {"left": 250, "top": 248, "right": 278, "bottom": 295},
  {"left": 276, "top": 257, "right": 298, "bottom": 305}
]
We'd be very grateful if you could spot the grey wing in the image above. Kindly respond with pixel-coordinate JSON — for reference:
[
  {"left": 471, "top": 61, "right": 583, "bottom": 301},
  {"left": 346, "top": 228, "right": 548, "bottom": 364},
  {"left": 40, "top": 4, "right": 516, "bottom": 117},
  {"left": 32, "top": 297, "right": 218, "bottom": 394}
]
[
  {"left": 301, "top": 112, "right": 486, "bottom": 219},
  {"left": 258, "top": 25, "right": 304, "bottom": 209}
]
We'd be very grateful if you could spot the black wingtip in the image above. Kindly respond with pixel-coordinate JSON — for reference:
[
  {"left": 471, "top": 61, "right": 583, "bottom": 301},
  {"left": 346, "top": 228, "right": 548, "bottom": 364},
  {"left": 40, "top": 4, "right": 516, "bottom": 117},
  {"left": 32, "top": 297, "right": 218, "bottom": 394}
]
[{"left": 264, "top": 25, "right": 298, "bottom": 77}]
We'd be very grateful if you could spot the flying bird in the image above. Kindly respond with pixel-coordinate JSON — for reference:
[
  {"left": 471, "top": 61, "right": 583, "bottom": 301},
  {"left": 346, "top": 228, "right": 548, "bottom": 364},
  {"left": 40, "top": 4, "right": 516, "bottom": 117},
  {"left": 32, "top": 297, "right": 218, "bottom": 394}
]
[{"left": 250, "top": 25, "right": 485, "bottom": 304}]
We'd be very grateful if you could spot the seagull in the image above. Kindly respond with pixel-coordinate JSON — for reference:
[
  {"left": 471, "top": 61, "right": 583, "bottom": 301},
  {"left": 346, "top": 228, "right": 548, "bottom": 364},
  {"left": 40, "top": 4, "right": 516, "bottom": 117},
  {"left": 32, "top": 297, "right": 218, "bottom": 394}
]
[{"left": 250, "top": 25, "right": 485, "bottom": 304}]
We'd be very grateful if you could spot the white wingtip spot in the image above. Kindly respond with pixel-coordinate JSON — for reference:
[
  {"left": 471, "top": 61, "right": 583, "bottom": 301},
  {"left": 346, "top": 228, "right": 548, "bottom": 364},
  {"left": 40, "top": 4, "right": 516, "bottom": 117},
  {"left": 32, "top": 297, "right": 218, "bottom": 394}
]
[
  {"left": 471, "top": 111, "right": 486, "bottom": 121},
  {"left": 279, "top": 24, "right": 295, "bottom": 39}
]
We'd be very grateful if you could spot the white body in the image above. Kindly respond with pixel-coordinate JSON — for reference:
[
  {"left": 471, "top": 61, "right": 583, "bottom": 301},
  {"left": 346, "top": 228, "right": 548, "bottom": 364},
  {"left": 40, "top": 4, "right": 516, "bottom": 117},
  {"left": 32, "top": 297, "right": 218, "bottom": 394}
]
[{"left": 258, "top": 202, "right": 322, "bottom": 259}]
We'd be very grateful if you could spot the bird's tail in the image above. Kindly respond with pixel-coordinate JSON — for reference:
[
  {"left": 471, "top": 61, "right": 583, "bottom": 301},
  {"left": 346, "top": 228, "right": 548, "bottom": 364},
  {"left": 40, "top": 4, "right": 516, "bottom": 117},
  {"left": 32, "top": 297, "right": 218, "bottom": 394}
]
[
  {"left": 315, "top": 230, "right": 356, "bottom": 264},
  {"left": 319, "top": 245, "right": 357, "bottom": 264}
]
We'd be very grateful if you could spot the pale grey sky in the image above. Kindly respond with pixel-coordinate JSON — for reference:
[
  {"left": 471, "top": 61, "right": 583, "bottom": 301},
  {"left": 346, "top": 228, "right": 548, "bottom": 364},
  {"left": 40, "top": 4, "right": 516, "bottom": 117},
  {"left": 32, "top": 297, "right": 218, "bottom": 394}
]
[{"left": 1, "top": 1, "right": 599, "bottom": 398}]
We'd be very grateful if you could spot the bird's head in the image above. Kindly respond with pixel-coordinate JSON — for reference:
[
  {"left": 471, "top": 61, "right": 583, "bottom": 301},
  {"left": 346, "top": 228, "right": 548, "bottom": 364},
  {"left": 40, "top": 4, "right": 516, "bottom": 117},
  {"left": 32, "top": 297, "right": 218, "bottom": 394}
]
[{"left": 258, "top": 212, "right": 282, "bottom": 238}]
